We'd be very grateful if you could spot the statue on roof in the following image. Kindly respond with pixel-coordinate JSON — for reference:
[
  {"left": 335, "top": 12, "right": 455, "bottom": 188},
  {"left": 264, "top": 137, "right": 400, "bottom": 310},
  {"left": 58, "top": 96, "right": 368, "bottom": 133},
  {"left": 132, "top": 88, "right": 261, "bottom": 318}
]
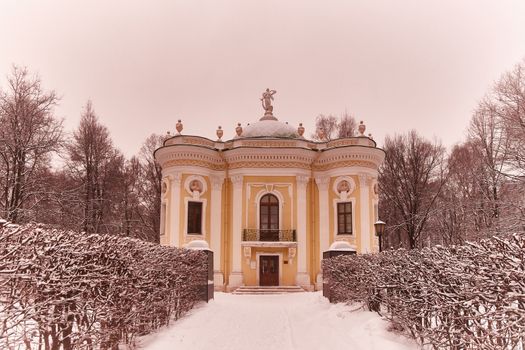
[{"left": 261, "top": 88, "right": 277, "bottom": 114}]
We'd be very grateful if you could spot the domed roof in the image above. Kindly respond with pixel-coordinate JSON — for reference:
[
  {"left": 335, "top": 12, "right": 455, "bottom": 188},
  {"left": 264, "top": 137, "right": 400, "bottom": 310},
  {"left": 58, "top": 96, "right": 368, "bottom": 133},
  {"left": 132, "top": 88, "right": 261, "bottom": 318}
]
[{"left": 241, "top": 119, "right": 300, "bottom": 138}]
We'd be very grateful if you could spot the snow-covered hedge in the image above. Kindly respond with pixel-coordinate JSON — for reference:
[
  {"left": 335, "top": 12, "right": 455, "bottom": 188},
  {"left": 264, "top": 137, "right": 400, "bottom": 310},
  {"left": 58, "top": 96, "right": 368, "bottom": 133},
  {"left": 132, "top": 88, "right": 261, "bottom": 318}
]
[
  {"left": 0, "top": 223, "right": 208, "bottom": 349},
  {"left": 323, "top": 233, "right": 525, "bottom": 349}
]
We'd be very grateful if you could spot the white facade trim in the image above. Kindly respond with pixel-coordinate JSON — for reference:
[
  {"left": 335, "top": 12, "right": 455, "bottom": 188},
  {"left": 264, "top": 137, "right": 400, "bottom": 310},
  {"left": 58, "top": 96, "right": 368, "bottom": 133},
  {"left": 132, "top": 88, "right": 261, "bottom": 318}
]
[
  {"left": 358, "top": 173, "right": 372, "bottom": 253},
  {"left": 241, "top": 241, "right": 297, "bottom": 248},
  {"left": 163, "top": 165, "right": 225, "bottom": 178},
  {"left": 229, "top": 168, "right": 310, "bottom": 177},
  {"left": 210, "top": 176, "right": 224, "bottom": 286},
  {"left": 315, "top": 176, "right": 330, "bottom": 270},
  {"left": 229, "top": 175, "right": 244, "bottom": 287},
  {"left": 313, "top": 166, "right": 376, "bottom": 179},
  {"left": 168, "top": 172, "right": 182, "bottom": 247},
  {"left": 296, "top": 175, "right": 310, "bottom": 288},
  {"left": 296, "top": 176, "right": 308, "bottom": 275}
]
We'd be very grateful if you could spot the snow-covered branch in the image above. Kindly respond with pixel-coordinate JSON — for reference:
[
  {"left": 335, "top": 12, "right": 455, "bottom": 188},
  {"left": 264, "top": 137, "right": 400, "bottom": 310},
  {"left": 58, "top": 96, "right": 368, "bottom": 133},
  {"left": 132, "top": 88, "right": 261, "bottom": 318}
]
[
  {"left": 324, "top": 232, "right": 525, "bottom": 349},
  {"left": 0, "top": 223, "right": 209, "bottom": 349}
]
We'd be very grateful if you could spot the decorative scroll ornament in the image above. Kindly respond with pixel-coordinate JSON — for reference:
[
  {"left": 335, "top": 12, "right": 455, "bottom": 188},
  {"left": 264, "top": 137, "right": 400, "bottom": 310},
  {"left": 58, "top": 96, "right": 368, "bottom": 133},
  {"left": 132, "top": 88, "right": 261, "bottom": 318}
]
[
  {"left": 243, "top": 246, "right": 251, "bottom": 264},
  {"left": 288, "top": 247, "right": 297, "bottom": 262}
]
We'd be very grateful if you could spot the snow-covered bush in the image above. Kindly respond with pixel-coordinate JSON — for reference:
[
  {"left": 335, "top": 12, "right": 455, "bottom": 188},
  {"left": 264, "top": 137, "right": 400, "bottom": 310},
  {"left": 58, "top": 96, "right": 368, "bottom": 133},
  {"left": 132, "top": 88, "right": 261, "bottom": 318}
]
[
  {"left": 324, "top": 233, "right": 525, "bottom": 349},
  {"left": 0, "top": 223, "right": 208, "bottom": 349}
]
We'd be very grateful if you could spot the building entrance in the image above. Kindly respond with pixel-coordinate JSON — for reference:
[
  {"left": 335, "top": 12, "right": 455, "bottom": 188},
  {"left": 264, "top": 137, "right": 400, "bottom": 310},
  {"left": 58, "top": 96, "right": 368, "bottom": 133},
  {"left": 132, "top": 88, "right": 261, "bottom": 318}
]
[{"left": 259, "top": 255, "right": 279, "bottom": 286}]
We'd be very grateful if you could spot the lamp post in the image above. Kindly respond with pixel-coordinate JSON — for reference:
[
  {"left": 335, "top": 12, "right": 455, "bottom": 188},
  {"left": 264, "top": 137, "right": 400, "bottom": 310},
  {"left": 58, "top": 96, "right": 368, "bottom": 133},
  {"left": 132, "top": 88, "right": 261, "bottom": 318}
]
[{"left": 374, "top": 220, "right": 386, "bottom": 252}]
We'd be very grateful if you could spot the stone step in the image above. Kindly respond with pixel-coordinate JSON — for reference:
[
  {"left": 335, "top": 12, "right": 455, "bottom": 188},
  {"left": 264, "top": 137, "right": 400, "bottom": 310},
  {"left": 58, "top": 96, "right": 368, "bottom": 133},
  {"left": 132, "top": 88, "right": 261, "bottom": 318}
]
[{"left": 232, "top": 286, "right": 305, "bottom": 295}]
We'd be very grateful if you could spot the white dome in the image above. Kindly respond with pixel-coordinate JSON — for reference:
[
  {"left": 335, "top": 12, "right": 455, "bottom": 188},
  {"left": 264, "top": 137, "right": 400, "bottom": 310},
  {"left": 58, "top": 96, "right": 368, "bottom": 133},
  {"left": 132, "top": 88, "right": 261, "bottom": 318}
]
[
  {"left": 241, "top": 119, "right": 299, "bottom": 138},
  {"left": 329, "top": 241, "right": 356, "bottom": 251}
]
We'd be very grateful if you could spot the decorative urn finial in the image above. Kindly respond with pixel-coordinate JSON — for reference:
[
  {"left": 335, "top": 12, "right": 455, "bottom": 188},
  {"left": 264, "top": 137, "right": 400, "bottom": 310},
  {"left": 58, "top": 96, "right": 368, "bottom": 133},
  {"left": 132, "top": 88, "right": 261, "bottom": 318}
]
[
  {"left": 298, "top": 123, "right": 305, "bottom": 137},
  {"left": 358, "top": 121, "right": 366, "bottom": 136},
  {"left": 216, "top": 126, "right": 223, "bottom": 140},
  {"left": 235, "top": 123, "right": 243, "bottom": 137},
  {"left": 176, "top": 119, "right": 183, "bottom": 134}
]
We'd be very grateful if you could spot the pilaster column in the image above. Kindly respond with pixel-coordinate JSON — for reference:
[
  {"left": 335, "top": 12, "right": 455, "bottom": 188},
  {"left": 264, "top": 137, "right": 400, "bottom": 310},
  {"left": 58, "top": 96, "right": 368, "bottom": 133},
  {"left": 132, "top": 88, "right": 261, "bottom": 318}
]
[
  {"left": 210, "top": 176, "right": 224, "bottom": 289},
  {"left": 169, "top": 172, "right": 182, "bottom": 247},
  {"left": 315, "top": 176, "right": 330, "bottom": 290},
  {"left": 228, "top": 175, "right": 244, "bottom": 289},
  {"left": 359, "top": 173, "right": 372, "bottom": 253},
  {"left": 295, "top": 175, "right": 310, "bottom": 288}
]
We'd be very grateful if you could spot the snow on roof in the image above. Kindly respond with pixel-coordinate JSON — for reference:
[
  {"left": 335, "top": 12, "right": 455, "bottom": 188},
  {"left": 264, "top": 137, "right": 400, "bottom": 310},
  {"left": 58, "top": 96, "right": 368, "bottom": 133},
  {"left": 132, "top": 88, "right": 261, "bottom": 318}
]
[
  {"left": 185, "top": 239, "right": 210, "bottom": 250},
  {"left": 329, "top": 241, "right": 356, "bottom": 251},
  {"left": 241, "top": 119, "right": 299, "bottom": 138}
]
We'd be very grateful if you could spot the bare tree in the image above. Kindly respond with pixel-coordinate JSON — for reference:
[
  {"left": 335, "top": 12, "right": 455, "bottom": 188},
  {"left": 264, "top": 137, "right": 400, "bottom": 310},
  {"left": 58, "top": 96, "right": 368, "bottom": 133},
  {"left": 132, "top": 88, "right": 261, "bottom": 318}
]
[
  {"left": 378, "top": 130, "right": 447, "bottom": 249},
  {"left": 466, "top": 102, "right": 509, "bottom": 235},
  {"left": 428, "top": 61, "right": 525, "bottom": 244},
  {"left": 312, "top": 112, "right": 357, "bottom": 140},
  {"left": 135, "top": 134, "right": 164, "bottom": 242},
  {"left": 0, "top": 66, "right": 62, "bottom": 222},
  {"left": 493, "top": 59, "right": 525, "bottom": 182},
  {"left": 429, "top": 142, "right": 487, "bottom": 245},
  {"left": 337, "top": 111, "right": 357, "bottom": 138},
  {"left": 312, "top": 114, "right": 338, "bottom": 140},
  {"left": 66, "top": 101, "right": 120, "bottom": 233},
  {"left": 120, "top": 156, "right": 141, "bottom": 237}
]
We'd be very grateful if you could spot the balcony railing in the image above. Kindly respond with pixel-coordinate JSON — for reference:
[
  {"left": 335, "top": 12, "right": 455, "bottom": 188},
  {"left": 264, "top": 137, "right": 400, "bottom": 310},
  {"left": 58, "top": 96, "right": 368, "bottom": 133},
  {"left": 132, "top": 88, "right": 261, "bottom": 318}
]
[{"left": 242, "top": 229, "right": 296, "bottom": 242}]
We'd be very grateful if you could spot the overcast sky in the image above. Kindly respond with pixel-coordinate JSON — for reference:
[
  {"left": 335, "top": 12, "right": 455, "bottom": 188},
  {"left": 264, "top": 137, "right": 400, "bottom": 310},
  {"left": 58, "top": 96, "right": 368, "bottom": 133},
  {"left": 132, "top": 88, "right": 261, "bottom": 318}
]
[{"left": 1, "top": 0, "right": 525, "bottom": 157}]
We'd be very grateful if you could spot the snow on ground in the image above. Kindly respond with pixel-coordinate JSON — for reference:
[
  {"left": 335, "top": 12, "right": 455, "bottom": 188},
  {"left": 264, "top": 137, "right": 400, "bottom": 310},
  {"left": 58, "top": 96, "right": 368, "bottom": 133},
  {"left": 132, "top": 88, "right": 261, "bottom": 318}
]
[{"left": 139, "top": 292, "right": 417, "bottom": 350}]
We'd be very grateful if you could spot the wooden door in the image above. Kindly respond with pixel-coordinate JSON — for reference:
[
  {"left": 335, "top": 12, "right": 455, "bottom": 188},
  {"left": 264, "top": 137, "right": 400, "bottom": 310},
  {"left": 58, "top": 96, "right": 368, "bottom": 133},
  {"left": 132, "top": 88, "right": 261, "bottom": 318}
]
[{"left": 259, "top": 255, "right": 279, "bottom": 286}]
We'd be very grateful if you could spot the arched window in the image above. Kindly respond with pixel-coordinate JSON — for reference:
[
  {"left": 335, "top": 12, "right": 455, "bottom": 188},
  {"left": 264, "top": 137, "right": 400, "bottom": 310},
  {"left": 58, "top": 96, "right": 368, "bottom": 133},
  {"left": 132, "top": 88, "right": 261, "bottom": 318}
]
[{"left": 260, "top": 194, "right": 279, "bottom": 240}]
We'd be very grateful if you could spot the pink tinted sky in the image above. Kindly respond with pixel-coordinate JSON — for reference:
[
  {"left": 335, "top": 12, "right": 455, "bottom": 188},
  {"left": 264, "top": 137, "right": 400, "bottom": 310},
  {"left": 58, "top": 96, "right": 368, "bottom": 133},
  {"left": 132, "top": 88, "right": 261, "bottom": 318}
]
[{"left": 1, "top": 0, "right": 525, "bottom": 157}]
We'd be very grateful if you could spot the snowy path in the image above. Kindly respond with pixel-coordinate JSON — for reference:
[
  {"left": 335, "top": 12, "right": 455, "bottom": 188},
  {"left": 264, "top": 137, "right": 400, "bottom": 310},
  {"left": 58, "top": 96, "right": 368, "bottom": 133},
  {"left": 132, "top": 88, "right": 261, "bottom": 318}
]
[{"left": 140, "top": 292, "right": 416, "bottom": 350}]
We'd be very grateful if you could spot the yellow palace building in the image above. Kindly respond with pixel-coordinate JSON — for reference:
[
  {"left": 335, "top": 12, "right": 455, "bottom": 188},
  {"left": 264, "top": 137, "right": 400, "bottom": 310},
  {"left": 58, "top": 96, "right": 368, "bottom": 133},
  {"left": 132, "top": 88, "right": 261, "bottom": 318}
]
[{"left": 154, "top": 90, "right": 385, "bottom": 291}]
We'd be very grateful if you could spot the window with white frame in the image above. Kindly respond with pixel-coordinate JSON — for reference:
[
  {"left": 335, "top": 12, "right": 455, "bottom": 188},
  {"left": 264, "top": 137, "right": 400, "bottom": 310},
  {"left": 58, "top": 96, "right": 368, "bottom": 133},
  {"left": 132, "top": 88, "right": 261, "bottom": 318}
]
[
  {"left": 337, "top": 202, "right": 353, "bottom": 235},
  {"left": 187, "top": 201, "right": 203, "bottom": 234}
]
